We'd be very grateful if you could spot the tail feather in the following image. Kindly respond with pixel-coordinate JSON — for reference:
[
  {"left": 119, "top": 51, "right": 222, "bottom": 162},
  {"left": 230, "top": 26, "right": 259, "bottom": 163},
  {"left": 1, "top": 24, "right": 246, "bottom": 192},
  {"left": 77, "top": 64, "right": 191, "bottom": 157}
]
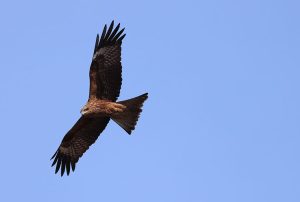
[{"left": 112, "top": 93, "right": 148, "bottom": 134}]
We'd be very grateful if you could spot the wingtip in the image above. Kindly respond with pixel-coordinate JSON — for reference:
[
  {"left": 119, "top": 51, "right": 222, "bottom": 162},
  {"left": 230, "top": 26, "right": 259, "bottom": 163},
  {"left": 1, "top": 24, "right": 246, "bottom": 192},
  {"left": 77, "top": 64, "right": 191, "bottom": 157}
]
[
  {"left": 117, "top": 33, "right": 126, "bottom": 43},
  {"left": 51, "top": 150, "right": 78, "bottom": 176},
  {"left": 71, "top": 161, "right": 76, "bottom": 172},
  {"left": 144, "top": 93, "right": 149, "bottom": 99},
  {"left": 96, "top": 21, "right": 126, "bottom": 48},
  {"left": 50, "top": 150, "right": 58, "bottom": 160},
  {"left": 110, "top": 21, "right": 114, "bottom": 29}
]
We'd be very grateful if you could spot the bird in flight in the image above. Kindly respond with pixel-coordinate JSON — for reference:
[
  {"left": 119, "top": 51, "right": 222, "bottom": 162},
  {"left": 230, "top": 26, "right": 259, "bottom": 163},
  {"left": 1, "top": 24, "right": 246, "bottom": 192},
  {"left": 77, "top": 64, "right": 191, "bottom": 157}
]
[{"left": 51, "top": 21, "right": 148, "bottom": 176}]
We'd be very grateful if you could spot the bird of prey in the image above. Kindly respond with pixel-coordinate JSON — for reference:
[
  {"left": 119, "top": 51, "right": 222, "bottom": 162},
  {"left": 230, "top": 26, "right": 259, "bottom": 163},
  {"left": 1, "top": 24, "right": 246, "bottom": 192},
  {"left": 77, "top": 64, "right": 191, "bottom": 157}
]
[{"left": 51, "top": 21, "right": 148, "bottom": 176}]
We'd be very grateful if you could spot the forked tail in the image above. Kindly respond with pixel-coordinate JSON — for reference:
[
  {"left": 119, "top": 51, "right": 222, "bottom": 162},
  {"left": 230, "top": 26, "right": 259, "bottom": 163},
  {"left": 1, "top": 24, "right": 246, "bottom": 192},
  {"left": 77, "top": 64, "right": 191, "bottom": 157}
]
[{"left": 112, "top": 93, "right": 148, "bottom": 134}]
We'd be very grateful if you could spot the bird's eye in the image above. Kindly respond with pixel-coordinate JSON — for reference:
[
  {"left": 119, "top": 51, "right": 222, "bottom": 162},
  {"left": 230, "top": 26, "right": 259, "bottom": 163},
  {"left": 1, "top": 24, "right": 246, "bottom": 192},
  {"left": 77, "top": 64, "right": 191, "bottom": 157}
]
[{"left": 85, "top": 108, "right": 89, "bottom": 111}]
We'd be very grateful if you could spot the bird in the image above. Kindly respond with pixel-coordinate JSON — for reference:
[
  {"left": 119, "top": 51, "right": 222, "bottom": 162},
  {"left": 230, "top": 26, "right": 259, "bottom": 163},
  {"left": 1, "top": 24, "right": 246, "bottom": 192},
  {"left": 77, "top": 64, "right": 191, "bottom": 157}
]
[{"left": 51, "top": 21, "right": 148, "bottom": 176}]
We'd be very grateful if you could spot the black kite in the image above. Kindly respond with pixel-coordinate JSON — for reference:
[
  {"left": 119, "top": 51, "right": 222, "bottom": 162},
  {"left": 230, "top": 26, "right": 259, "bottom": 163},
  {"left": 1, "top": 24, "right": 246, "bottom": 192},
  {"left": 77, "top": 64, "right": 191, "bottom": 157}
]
[{"left": 51, "top": 21, "right": 148, "bottom": 176}]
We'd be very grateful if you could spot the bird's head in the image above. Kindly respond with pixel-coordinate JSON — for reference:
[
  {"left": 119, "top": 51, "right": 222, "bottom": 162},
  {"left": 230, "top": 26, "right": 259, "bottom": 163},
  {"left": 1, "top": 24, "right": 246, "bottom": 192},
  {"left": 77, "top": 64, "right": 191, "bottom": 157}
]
[{"left": 80, "top": 105, "right": 90, "bottom": 116}]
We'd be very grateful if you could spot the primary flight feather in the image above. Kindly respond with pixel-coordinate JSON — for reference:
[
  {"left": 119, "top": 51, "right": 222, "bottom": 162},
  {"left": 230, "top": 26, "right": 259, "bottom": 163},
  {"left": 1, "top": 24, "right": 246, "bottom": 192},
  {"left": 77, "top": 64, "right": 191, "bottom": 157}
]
[{"left": 51, "top": 21, "right": 148, "bottom": 176}]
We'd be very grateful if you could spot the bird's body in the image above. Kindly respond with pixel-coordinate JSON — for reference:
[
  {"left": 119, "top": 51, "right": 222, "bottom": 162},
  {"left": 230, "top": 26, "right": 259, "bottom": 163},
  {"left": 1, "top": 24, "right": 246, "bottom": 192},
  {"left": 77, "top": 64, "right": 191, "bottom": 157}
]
[
  {"left": 51, "top": 21, "right": 148, "bottom": 176},
  {"left": 80, "top": 99, "right": 127, "bottom": 117}
]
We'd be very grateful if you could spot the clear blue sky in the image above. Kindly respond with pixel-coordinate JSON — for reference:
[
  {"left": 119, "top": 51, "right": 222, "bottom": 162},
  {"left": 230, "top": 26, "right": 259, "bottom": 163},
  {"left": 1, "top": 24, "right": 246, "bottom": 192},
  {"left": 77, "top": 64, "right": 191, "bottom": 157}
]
[{"left": 0, "top": 0, "right": 299, "bottom": 201}]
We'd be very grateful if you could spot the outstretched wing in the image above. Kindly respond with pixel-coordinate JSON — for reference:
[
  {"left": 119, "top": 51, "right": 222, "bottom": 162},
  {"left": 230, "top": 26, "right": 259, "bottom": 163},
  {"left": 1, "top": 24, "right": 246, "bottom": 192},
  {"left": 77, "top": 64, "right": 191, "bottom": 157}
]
[
  {"left": 89, "top": 21, "right": 126, "bottom": 101},
  {"left": 51, "top": 116, "right": 110, "bottom": 176}
]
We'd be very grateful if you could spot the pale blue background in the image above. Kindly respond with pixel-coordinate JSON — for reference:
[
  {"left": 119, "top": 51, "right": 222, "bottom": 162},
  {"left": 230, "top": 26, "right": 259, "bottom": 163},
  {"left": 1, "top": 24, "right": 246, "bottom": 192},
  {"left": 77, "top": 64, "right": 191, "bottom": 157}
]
[{"left": 0, "top": 0, "right": 299, "bottom": 201}]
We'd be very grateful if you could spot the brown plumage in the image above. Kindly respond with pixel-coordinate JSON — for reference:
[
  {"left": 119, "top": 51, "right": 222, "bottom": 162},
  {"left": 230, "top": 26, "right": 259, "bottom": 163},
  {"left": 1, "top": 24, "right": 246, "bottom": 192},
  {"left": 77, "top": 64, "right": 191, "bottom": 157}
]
[{"left": 51, "top": 21, "right": 148, "bottom": 176}]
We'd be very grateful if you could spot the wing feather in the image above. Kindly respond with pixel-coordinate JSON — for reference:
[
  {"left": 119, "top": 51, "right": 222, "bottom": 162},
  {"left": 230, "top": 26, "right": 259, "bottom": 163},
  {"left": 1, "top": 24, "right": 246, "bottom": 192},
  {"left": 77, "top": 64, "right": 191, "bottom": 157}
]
[
  {"left": 108, "top": 23, "right": 120, "bottom": 41},
  {"left": 111, "top": 28, "right": 125, "bottom": 43},
  {"left": 93, "top": 34, "right": 99, "bottom": 55},
  {"left": 104, "top": 21, "right": 114, "bottom": 41},
  {"left": 117, "top": 34, "right": 126, "bottom": 43},
  {"left": 55, "top": 158, "right": 61, "bottom": 174},
  {"left": 99, "top": 24, "right": 107, "bottom": 47},
  {"left": 66, "top": 158, "right": 71, "bottom": 175},
  {"left": 51, "top": 116, "right": 110, "bottom": 176}
]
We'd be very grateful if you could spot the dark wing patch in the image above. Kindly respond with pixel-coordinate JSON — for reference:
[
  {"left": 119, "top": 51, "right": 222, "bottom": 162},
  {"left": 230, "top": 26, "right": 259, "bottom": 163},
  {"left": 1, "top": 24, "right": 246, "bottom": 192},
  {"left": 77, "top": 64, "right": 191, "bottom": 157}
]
[
  {"left": 51, "top": 116, "right": 110, "bottom": 176},
  {"left": 89, "top": 21, "right": 126, "bottom": 101}
]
